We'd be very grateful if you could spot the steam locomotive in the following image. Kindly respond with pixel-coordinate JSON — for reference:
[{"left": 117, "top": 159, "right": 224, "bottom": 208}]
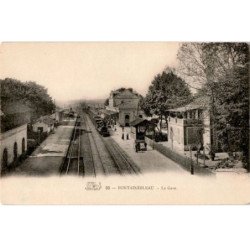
[{"left": 88, "top": 110, "right": 110, "bottom": 137}]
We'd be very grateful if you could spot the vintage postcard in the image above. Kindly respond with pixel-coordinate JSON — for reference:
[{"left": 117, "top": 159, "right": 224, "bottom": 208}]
[{"left": 0, "top": 42, "right": 249, "bottom": 204}]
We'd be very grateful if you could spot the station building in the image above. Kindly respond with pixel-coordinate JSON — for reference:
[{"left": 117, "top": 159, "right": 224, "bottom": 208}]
[
  {"left": 167, "top": 96, "right": 214, "bottom": 153},
  {"left": 106, "top": 88, "right": 141, "bottom": 126}
]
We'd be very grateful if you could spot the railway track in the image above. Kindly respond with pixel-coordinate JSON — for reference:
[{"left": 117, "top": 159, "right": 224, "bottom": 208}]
[
  {"left": 103, "top": 137, "right": 141, "bottom": 174},
  {"left": 80, "top": 115, "right": 96, "bottom": 177},
  {"left": 83, "top": 112, "right": 140, "bottom": 176},
  {"left": 82, "top": 113, "right": 118, "bottom": 176},
  {"left": 60, "top": 118, "right": 83, "bottom": 175},
  {"left": 61, "top": 112, "right": 140, "bottom": 177}
]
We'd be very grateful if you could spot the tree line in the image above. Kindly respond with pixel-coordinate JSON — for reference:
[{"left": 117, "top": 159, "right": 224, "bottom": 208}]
[{"left": 1, "top": 78, "right": 55, "bottom": 131}]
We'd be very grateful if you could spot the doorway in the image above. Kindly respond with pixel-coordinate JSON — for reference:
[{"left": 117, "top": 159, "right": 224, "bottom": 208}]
[{"left": 125, "top": 114, "right": 130, "bottom": 126}]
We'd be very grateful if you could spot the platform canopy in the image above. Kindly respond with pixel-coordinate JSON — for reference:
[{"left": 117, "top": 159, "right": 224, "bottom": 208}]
[
  {"left": 130, "top": 118, "right": 156, "bottom": 127},
  {"left": 130, "top": 118, "right": 144, "bottom": 126}
]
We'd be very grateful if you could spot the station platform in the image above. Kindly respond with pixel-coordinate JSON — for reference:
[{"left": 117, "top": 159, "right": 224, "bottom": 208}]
[
  {"left": 14, "top": 121, "right": 75, "bottom": 176},
  {"left": 109, "top": 126, "right": 189, "bottom": 175}
]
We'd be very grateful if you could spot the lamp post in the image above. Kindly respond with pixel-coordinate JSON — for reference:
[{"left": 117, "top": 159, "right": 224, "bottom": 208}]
[{"left": 190, "top": 145, "right": 194, "bottom": 175}]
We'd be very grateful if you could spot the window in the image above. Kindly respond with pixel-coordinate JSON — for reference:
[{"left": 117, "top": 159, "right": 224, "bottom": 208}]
[{"left": 125, "top": 114, "right": 130, "bottom": 126}]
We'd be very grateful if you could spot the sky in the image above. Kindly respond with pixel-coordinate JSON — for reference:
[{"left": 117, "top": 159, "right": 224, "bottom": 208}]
[{"left": 0, "top": 42, "right": 180, "bottom": 102}]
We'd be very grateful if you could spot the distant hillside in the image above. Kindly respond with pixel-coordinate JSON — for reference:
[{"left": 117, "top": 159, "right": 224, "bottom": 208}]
[
  {"left": 85, "top": 99, "right": 106, "bottom": 105},
  {"left": 57, "top": 98, "right": 105, "bottom": 108}
]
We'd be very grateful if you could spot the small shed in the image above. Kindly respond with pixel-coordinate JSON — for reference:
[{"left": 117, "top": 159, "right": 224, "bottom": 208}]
[
  {"left": 130, "top": 118, "right": 152, "bottom": 140},
  {"left": 32, "top": 116, "right": 55, "bottom": 134},
  {"left": 130, "top": 118, "right": 157, "bottom": 152}
]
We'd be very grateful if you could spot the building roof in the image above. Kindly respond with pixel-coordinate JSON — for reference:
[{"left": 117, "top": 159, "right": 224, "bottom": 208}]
[
  {"left": 118, "top": 102, "right": 138, "bottom": 110},
  {"left": 50, "top": 113, "right": 56, "bottom": 119},
  {"left": 111, "top": 89, "right": 140, "bottom": 99},
  {"left": 101, "top": 109, "right": 118, "bottom": 115},
  {"left": 130, "top": 118, "right": 156, "bottom": 127},
  {"left": 168, "top": 96, "right": 210, "bottom": 112},
  {"left": 35, "top": 116, "right": 54, "bottom": 125}
]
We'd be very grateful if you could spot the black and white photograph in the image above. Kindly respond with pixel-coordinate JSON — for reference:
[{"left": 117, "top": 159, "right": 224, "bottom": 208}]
[{"left": 0, "top": 42, "right": 249, "bottom": 204}]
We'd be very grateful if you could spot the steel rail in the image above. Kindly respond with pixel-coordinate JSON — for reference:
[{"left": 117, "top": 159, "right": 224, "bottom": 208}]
[
  {"left": 81, "top": 113, "right": 97, "bottom": 177},
  {"left": 66, "top": 118, "right": 78, "bottom": 174},
  {"left": 84, "top": 113, "right": 106, "bottom": 175},
  {"left": 109, "top": 139, "right": 140, "bottom": 174}
]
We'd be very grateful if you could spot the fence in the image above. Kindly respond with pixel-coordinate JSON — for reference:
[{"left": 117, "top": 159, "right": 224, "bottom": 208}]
[{"left": 145, "top": 137, "right": 213, "bottom": 175}]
